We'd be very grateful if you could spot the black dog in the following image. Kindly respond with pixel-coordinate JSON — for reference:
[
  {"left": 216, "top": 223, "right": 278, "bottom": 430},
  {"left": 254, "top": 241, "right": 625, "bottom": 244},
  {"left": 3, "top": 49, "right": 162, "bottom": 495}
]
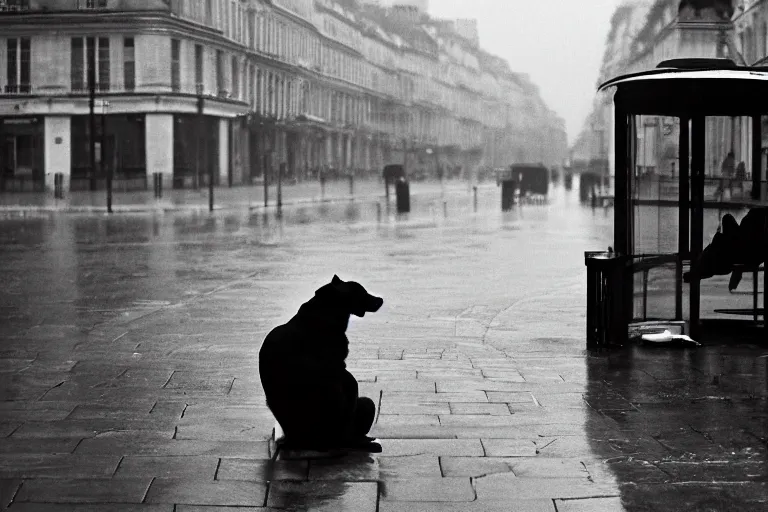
[{"left": 259, "top": 275, "right": 383, "bottom": 449}]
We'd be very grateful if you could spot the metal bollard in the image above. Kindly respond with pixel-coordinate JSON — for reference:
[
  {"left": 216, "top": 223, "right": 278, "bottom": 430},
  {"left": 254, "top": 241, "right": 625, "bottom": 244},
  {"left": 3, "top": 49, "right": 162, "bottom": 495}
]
[
  {"left": 277, "top": 163, "right": 284, "bottom": 215},
  {"left": 473, "top": 186, "right": 478, "bottom": 212},
  {"left": 153, "top": 173, "right": 163, "bottom": 199},
  {"left": 320, "top": 174, "right": 326, "bottom": 199},
  {"left": 376, "top": 202, "right": 382, "bottom": 223},
  {"left": 263, "top": 155, "right": 269, "bottom": 208},
  {"left": 54, "top": 173, "right": 64, "bottom": 199},
  {"left": 349, "top": 174, "right": 354, "bottom": 196},
  {"left": 395, "top": 179, "right": 410, "bottom": 213}
]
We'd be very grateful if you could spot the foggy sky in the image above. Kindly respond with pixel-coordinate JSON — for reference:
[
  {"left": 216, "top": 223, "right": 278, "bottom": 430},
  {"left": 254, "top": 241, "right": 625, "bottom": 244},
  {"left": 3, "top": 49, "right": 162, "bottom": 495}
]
[{"left": 429, "top": 0, "right": 621, "bottom": 146}]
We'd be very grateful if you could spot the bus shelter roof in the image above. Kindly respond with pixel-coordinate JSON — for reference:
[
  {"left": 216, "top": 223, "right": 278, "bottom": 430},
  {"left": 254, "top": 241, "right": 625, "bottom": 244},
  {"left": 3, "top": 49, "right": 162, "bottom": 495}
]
[{"left": 598, "top": 63, "right": 768, "bottom": 117}]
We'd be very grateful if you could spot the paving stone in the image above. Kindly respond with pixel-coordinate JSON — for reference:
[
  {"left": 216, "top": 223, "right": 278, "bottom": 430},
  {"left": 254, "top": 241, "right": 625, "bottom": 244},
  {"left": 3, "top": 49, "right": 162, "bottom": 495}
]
[
  {"left": 65, "top": 403, "right": 156, "bottom": 420},
  {"left": 380, "top": 477, "right": 475, "bottom": 501},
  {"left": 554, "top": 497, "right": 625, "bottom": 512},
  {"left": 14, "top": 478, "right": 153, "bottom": 504},
  {"left": 1, "top": 479, "right": 22, "bottom": 509},
  {"left": 0, "top": 454, "right": 120, "bottom": 479},
  {"left": 176, "top": 507, "right": 278, "bottom": 512},
  {"left": 175, "top": 418, "right": 274, "bottom": 441},
  {"left": 0, "top": 401, "right": 76, "bottom": 422},
  {"left": 378, "top": 501, "right": 555, "bottom": 512},
  {"left": 148, "top": 401, "right": 188, "bottom": 419},
  {"left": 180, "top": 405, "right": 273, "bottom": 421},
  {"left": 482, "top": 438, "right": 538, "bottom": 456},
  {"left": 450, "top": 402, "right": 511, "bottom": 415},
  {"left": 439, "top": 456, "right": 517, "bottom": 477},
  {"left": 657, "top": 460, "right": 768, "bottom": 482},
  {"left": 10, "top": 419, "right": 176, "bottom": 439},
  {"left": 76, "top": 435, "right": 270, "bottom": 458},
  {"left": 486, "top": 391, "right": 537, "bottom": 403},
  {"left": 383, "top": 391, "right": 488, "bottom": 402},
  {"left": 0, "top": 422, "right": 20, "bottom": 437},
  {"left": 0, "top": 438, "right": 80, "bottom": 455},
  {"left": 115, "top": 456, "right": 219, "bottom": 480},
  {"left": 378, "top": 439, "right": 483, "bottom": 456},
  {"left": 475, "top": 474, "right": 620, "bottom": 501},
  {"left": 375, "top": 414, "right": 440, "bottom": 426},
  {"left": 266, "top": 481, "right": 377, "bottom": 511},
  {"left": 5, "top": 505, "right": 173, "bottom": 512},
  {"left": 511, "top": 458, "right": 595, "bottom": 479},
  {"left": 307, "top": 454, "right": 379, "bottom": 481},
  {"left": 217, "top": 458, "right": 308, "bottom": 481},
  {"left": 379, "top": 402, "right": 450, "bottom": 415},
  {"left": 534, "top": 435, "right": 667, "bottom": 458},
  {"left": 369, "top": 425, "right": 458, "bottom": 439},
  {"left": 145, "top": 479, "right": 267, "bottom": 506},
  {"left": 481, "top": 369, "right": 526, "bottom": 381}
]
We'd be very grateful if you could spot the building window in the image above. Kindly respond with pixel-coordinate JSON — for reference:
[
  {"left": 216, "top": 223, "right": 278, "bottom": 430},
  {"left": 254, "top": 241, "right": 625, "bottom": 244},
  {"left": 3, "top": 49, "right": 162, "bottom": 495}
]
[
  {"left": 5, "top": 38, "right": 31, "bottom": 93},
  {"left": 216, "top": 50, "right": 225, "bottom": 95},
  {"left": 80, "top": 0, "right": 107, "bottom": 9},
  {"left": 97, "top": 37, "right": 110, "bottom": 90},
  {"left": 195, "top": 44, "right": 204, "bottom": 93},
  {"left": 123, "top": 37, "right": 135, "bottom": 91},
  {"left": 231, "top": 56, "right": 239, "bottom": 99},
  {"left": 1, "top": 0, "right": 30, "bottom": 11},
  {"left": 71, "top": 36, "right": 109, "bottom": 91},
  {"left": 249, "top": 64, "right": 255, "bottom": 108},
  {"left": 171, "top": 39, "right": 181, "bottom": 92}
]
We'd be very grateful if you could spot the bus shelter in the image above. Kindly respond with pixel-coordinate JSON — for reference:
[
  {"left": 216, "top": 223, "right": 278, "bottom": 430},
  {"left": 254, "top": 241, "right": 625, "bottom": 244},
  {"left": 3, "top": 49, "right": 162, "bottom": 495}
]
[{"left": 587, "top": 58, "right": 768, "bottom": 347}]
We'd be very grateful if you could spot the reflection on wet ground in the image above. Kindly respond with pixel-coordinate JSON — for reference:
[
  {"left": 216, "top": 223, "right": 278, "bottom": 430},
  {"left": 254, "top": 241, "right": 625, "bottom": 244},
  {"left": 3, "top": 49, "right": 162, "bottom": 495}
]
[{"left": 0, "top": 183, "right": 765, "bottom": 510}]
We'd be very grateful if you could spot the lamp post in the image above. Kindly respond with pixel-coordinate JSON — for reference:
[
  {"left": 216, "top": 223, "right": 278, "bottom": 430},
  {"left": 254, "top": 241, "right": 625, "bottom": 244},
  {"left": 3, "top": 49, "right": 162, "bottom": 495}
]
[
  {"left": 102, "top": 100, "right": 111, "bottom": 213},
  {"left": 88, "top": 37, "right": 96, "bottom": 192}
]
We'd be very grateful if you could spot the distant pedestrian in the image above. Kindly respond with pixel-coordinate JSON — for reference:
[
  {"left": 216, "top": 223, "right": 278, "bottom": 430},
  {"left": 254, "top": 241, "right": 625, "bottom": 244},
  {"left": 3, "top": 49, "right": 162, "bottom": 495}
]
[{"left": 715, "top": 151, "right": 735, "bottom": 199}]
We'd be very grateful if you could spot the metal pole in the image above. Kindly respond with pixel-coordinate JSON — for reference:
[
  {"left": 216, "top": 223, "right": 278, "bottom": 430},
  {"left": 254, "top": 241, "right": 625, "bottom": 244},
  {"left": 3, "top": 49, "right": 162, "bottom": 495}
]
[
  {"left": 277, "top": 162, "right": 284, "bottom": 214},
  {"left": 103, "top": 105, "right": 111, "bottom": 213},
  {"left": 88, "top": 37, "right": 96, "bottom": 192},
  {"left": 195, "top": 94, "right": 203, "bottom": 190},
  {"left": 263, "top": 154, "right": 269, "bottom": 208}
]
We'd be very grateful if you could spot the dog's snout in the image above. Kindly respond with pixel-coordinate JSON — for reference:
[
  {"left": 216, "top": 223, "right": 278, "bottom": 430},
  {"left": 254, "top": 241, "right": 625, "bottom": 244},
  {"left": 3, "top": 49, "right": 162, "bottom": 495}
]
[{"left": 368, "top": 296, "right": 384, "bottom": 312}]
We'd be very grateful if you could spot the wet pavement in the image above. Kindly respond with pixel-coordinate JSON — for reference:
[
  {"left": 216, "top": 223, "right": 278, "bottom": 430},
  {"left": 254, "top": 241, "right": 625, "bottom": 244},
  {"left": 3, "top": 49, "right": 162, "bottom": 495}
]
[{"left": 0, "top": 183, "right": 766, "bottom": 511}]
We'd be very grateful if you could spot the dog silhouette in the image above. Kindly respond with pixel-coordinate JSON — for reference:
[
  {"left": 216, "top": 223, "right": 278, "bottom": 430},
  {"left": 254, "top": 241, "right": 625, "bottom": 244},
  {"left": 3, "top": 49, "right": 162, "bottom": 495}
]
[{"left": 259, "top": 275, "right": 383, "bottom": 449}]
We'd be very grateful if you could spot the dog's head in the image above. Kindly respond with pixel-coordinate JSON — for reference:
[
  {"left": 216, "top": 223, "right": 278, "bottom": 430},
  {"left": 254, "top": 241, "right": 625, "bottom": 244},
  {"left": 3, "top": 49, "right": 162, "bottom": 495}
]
[{"left": 315, "top": 275, "right": 384, "bottom": 317}]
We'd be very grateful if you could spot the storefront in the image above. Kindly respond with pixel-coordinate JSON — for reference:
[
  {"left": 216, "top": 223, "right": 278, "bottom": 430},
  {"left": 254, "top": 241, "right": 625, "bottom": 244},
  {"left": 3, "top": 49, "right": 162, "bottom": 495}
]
[
  {"left": 70, "top": 114, "right": 147, "bottom": 191},
  {"left": 0, "top": 116, "right": 44, "bottom": 192},
  {"left": 173, "top": 114, "right": 219, "bottom": 189}
]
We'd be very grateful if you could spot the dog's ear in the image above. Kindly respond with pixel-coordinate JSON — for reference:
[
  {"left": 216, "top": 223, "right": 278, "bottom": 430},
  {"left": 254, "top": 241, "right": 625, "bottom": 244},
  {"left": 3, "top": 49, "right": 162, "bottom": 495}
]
[{"left": 332, "top": 275, "right": 343, "bottom": 285}]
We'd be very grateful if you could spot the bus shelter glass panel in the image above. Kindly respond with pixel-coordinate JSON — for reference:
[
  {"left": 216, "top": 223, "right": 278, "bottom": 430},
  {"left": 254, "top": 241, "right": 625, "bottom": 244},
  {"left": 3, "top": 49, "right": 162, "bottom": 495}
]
[
  {"left": 699, "top": 116, "right": 759, "bottom": 322},
  {"left": 630, "top": 114, "right": 684, "bottom": 324},
  {"left": 704, "top": 116, "right": 753, "bottom": 203}
]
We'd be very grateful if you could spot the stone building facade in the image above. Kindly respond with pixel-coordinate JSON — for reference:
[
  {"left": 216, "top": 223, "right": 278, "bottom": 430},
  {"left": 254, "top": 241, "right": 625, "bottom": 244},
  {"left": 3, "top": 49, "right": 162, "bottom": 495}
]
[{"left": 0, "top": 0, "right": 566, "bottom": 193}]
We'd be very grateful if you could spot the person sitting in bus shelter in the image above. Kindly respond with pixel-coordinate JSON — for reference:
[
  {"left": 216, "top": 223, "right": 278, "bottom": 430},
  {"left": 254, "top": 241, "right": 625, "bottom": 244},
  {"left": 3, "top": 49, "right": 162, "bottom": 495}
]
[{"left": 684, "top": 208, "right": 768, "bottom": 291}]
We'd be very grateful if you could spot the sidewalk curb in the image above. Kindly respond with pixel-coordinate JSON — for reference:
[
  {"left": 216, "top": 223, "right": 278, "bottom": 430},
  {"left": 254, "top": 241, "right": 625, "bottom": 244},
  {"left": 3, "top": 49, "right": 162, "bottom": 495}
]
[{"left": 0, "top": 185, "right": 493, "bottom": 215}]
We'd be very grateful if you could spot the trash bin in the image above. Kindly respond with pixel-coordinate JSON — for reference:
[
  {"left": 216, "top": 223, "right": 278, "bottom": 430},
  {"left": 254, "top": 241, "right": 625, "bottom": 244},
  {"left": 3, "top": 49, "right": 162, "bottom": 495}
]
[
  {"left": 501, "top": 179, "right": 516, "bottom": 211},
  {"left": 585, "top": 251, "right": 632, "bottom": 349},
  {"left": 395, "top": 178, "right": 410, "bottom": 213}
]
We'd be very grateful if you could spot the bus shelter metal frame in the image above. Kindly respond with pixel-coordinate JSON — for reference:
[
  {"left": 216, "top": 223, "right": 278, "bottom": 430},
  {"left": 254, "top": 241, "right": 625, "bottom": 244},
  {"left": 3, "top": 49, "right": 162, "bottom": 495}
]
[{"left": 599, "top": 65, "right": 768, "bottom": 341}]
